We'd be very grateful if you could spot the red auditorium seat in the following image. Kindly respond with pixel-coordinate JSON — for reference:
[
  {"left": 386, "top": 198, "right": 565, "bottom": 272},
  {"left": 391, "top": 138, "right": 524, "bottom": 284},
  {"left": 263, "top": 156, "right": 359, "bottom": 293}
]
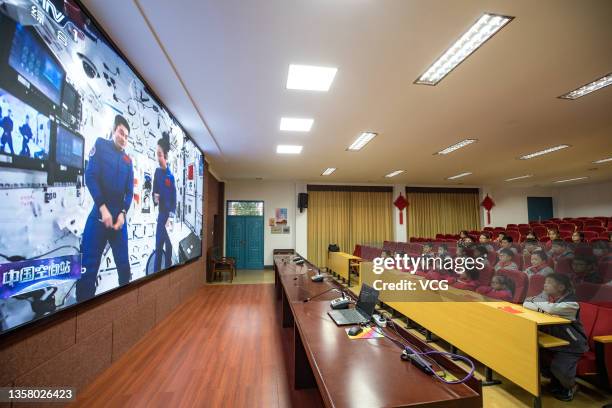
[
  {"left": 353, "top": 244, "right": 362, "bottom": 257},
  {"left": 572, "top": 220, "right": 584, "bottom": 230},
  {"left": 559, "top": 223, "right": 575, "bottom": 232},
  {"left": 576, "top": 283, "right": 612, "bottom": 306},
  {"left": 532, "top": 226, "right": 547, "bottom": 238},
  {"left": 483, "top": 227, "right": 494, "bottom": 232},
  {"left": 599, "top": 262, "right": 612, "bottom": 283},
  {"left": 526, "top": 274, "right": 546, "bottom": 297},
  {"left": 580, "top": 305, "right": 612, "bottom": 388},
  {"left": 504, "top": 230, "right": 520, "bottom": 242},
  {"left": 585, "top": 219, "right": 604, "bottom": 227},
  {"left": 559, "top": 231, "right": 572, "bottom": 239},
  {"left": 583, "top": 231, "right": 599, "bottom": 241},
  {"left": 518, "top": 226, "right": 531, "bottom": 236},
  {"left": 539, "top": 236, "right": 551, "bottom": 244},
  {"left": 600, "top": 231, "right": 610, "bottom": 239},
  {"left": 555, "top": 258, "right": 574, "bottom": 276},
  {"left": 585, "top": 226, "right": 606, "bottom": 234},
  {"left": 477, "top": 266, "right": 494, "bottom": 288},
  {"left": 574, "top": 246, "right": 594, "bottom": 257},
  {"left": 576, "top": 303, "right": 599, "bottom": 382},
  {"left": 497, "top": 269, "right": 529, "bottom": 303}
]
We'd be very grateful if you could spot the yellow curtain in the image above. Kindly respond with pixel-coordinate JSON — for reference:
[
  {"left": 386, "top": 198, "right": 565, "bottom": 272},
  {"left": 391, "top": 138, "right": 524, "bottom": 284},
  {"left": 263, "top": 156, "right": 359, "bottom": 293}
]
[
  {"left": 407, "top": 192, "right": 480, "bottom": 239},
  {"left": 307, "top": 190, "right": 393, "bottom": 268},
  {"left": 349, "top": 191, "right": 393, "bottom": 249}
]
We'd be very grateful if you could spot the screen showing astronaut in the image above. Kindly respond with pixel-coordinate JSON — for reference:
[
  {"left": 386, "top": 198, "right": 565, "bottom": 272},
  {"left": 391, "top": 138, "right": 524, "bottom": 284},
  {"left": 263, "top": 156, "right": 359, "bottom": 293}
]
[{"left": 0, "top": 0, "right": 204, "bottom": 335}]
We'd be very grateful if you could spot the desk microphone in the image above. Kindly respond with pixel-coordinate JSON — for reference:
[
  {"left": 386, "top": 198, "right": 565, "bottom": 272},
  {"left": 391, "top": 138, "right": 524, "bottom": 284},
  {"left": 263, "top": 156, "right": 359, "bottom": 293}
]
[
  {"left": 311, "top": 270, "right": 324, "bottom": 282},
  {"left": 303, "top": 287, "right": 342, "bottom": 302}
]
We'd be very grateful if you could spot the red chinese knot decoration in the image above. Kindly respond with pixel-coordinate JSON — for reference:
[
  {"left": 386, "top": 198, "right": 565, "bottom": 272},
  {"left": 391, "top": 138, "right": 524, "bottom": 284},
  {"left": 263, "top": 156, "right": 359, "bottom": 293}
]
[
  {"left": 394, "top": 194, "right": 408, "bottom": 225},
  {"left": 481, "top": 194, "right": 495, "bottom": 225}
]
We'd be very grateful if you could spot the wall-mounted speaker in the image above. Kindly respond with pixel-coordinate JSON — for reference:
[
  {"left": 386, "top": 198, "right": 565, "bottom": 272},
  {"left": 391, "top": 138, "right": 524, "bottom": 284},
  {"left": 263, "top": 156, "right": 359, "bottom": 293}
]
[{"left": 298, "top": 192, "right": 308, "bottom": 213}]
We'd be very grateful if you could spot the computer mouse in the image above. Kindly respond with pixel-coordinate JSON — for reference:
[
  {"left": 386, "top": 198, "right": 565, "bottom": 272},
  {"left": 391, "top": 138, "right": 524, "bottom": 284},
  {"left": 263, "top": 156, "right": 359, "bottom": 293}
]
[{"left": 348, "top": 326, "right": 363, "bottom": 336}]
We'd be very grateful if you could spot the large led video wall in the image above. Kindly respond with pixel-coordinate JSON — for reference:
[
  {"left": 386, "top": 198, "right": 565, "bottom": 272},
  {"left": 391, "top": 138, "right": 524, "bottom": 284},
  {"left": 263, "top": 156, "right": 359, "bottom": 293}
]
[{"left": 0, "top": 0, "right": 204, "bottom": 335}]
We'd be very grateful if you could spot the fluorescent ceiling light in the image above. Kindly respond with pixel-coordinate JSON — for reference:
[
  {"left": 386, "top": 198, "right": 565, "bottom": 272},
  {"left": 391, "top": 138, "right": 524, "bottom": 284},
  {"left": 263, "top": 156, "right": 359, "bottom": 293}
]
[
  {"left": 559, "top": 73, "right": 612, "bottom": 99},
  {"left": 436, "top": 139, "right": 477, "bottom": 155},
  {"left": 321, "top": 167, "right": 336, "bottom": 176},
  {"left": 347, "top": 132, "right": 377, "bottom": 151},
  {"left": 276, "top": 145, "right": 303, "bottom": 154},
  {"left": 519, "top": 145, "right": 570, "bottom": 160},
  {"left": 505, "top": 175, "right": 533, "bottom": 181},
  {"left": 447, "top": 172, "right": 472, "bottom": 180},
  {"left": 287, "top": 64, "right": 338, "bottom": 91},
  {"left": 415, "top": 13, "right": 513, "bottom": 85},
  {"left": 593, "top": 157, "right": 612, "bottom": 164},
  {"left": 385, "top": 170, "right": 405, "bottom": 178},
  {"left": 554, "top": 177, "right": 588, "bottom": 183},
  {"left": 280, "top": 117, "right": 314, "bottom": 132}
]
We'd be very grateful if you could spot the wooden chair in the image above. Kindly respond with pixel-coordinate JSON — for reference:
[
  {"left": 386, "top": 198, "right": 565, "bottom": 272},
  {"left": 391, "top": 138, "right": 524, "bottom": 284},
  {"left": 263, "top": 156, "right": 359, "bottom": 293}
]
[{"left": 208, "top": 247, "right": 236, "bottom": 282}]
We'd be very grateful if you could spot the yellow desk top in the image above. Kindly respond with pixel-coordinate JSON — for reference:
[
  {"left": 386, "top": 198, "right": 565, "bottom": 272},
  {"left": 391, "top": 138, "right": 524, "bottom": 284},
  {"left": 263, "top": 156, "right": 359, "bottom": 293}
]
[
  {"left": 330, "top": 252, "right": 361, "bottom": 260},
  {"left": 538, "top": 332, "right": 570, "bottom": 348},
  {"left": 479, "top": 302, "right": 570, "bottom": 326}
]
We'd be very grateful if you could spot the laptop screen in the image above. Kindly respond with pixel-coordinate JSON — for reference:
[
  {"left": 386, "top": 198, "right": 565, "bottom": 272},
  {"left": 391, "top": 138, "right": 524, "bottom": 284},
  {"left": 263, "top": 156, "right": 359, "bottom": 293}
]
[{"left": 356, "top": 284, "right": 379, "bottom": 318}]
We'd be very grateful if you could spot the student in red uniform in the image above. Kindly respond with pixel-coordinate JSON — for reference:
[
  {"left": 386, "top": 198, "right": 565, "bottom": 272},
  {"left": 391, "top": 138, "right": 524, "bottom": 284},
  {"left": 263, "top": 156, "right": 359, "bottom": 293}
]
[
  {"left": 546, "top": 228, "right": 561, "bottom": 249},
  {"left": 549, "top": 239, "right": 574, "bottom": 265},
  {"left": 571, "top": 231, "right": 585, "bottom": 245},
  {"left": 484, "top": 274, "right": 514, "bottom": 301},
  {"left": 592, "top": 240, "right": 612, "bottom": 263},
  {"left": 494, "top": 232, "right": 506, "bottom": 244},
  {"left": 525, "top": 250, "right": 554, "bottom": 276},
  {"left": 571, "top": 255, "right": 602, "bottom": 284},
  {"left": 498, "top": 236, "right": 518, "bottom": 255},
  {"left": 523, "top": 274, "right": 588, "bottom": 401},
  {"left": 479, "top": 232, "right": 495, "bottom": 252},
  {"left": 452, "top": 266, "right": 480, "bottom": 291},
  {"left": 495, "top": 248, "right": 519, "bottom": 272},
  {"left": 525, "top": 230, "right": 537, "bottom": 240}
]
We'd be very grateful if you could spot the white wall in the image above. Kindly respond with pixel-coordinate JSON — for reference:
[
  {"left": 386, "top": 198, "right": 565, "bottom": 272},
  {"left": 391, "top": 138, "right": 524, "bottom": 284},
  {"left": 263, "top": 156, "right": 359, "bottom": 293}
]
[
  {"left": 480, "top": 186, "right": 558, "bottom": 227},
  {"left": 224, "top": 180, "right": 296, "bottom": 266},
  {"left": 556, "top": 180, "right": 612, "bottom": 218}
]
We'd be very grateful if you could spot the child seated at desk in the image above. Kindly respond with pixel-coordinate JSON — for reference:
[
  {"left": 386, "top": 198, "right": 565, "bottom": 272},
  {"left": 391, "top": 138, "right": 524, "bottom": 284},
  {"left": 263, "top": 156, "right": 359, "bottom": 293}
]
[
  {"left": 483, "top": 274, "right": 514, "bottom": 301},
  {"left": 523, "top": 273, "right": 588, "bottom": 402},
  {"left": 525, "top": 250, "right": 554, "bottom": 277},
  {"left": 451, "top": 266, "right": 480, "bottom": 290},
  {"left": 495, "top": 248, "right": 519, "bottom": 272}
]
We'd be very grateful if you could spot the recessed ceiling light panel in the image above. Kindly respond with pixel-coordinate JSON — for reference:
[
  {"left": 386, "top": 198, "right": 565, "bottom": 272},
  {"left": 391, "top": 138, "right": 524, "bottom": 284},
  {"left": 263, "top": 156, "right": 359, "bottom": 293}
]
[
  {"left": 415, "top": 13, "right": 513, "bottom": 85},
  {"left": 436, "top": 139, "right": 477, "bottom": 155},
  {"left": 447, "top": 172, "right": 472, "bottom": 180},
  {"left": 519, "top": 145, "right": 569, "bottom": 160},
  {"left": 505, "top": 175, "right": 533, "bottom": 181},
  {"left": 559, "top": 73, "right": 612, "bottom": 99},
  {"left": 321, "top": 167, "right": 336, "bottom": 176},
  {"left": 280, "top": 117, "right": 314, "bottom": 132},
  {"left": 385, "top": 170, "right": 405, "bottom": 178},
  {"left": 554, "top": 177, "right": 588, "bottom": 183},
  {"left": 287, "top": 64, "right": 338, "bottom": 91},
  {"left": 276, "top": 145, "right": 303, "bottom": 154},
  {"left": 347, "top": 132, "right": 377, "bottom": 151},
  {"left": 593, "top": 157, "right": 612, "bottom": 164}
]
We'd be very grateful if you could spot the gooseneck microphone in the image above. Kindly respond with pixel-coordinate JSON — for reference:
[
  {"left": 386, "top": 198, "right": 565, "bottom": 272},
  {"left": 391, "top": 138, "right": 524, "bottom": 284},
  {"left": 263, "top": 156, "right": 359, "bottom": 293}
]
[{"left": 303, "top": 287, "right": 344, "bottom": 303}]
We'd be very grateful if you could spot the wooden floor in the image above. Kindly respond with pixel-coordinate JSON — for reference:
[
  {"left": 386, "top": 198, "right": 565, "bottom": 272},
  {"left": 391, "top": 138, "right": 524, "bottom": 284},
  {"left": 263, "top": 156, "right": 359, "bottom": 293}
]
[
  {"left": 72, "top": 278, "right": 611, "bottom": 408},
  {"left": 71, "top": 283, "right": 322, "bottom": 408}
]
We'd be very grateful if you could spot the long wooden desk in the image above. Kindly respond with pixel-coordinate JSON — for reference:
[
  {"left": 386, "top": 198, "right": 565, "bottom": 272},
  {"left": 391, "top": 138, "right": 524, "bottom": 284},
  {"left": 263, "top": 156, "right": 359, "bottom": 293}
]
[
  {"left": 274, "top": 254, "right": 482, "bottom": 408},
  {"left": 357, "top": 262, "right": 570, "bottom": 407},
  {"left": 327, "top": 251, "right": 361, "bottom": 286}
]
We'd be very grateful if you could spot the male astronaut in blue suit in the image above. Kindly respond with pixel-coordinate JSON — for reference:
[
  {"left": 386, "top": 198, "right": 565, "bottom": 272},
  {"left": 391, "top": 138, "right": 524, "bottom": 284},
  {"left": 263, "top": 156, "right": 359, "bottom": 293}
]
[
  {"left": 76, "top": 115, "right": 134, "bottom": 302},
  {"left": 153, "top": 132, "right": 176, "bottom": 271}
]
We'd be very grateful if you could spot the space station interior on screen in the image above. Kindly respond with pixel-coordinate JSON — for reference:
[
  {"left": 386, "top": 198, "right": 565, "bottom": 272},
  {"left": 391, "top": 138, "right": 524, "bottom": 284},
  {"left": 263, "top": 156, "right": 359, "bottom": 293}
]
[{"left": 0, "top": 1, "right": 204, "bottom": 334}]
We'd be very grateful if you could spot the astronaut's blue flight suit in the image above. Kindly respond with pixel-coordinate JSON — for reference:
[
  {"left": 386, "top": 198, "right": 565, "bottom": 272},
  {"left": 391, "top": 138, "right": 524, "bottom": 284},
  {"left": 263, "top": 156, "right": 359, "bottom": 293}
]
[
  {"left": 76, "top": 138, "right": 134, "bottom": 302},
  {"left": 0, "top": 115, "right": 14, "bottom": 155},
  {"left": 19, "top": 122, "right": 32, "bottom": 157},
  {"left": 153, "top": 166, "right": 176, "bottom": 271}
]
